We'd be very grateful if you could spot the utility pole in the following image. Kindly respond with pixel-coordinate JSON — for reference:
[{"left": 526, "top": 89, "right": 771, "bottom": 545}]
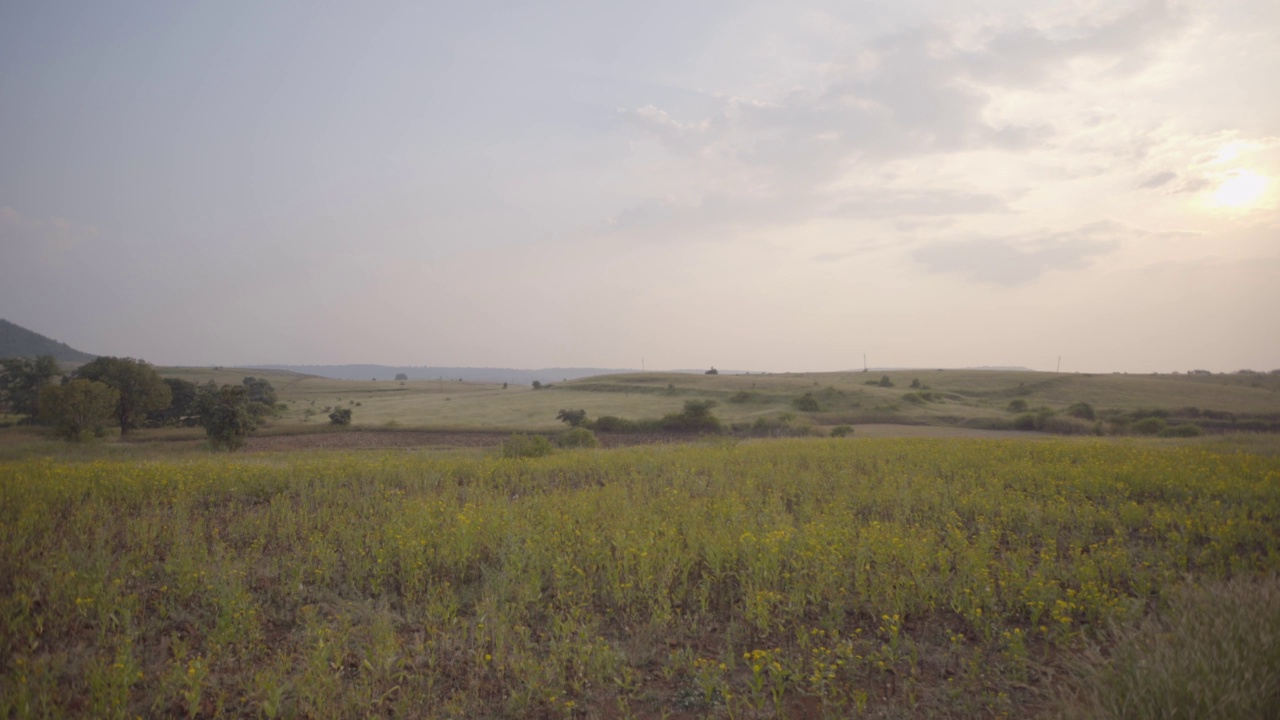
[
  {"left": 863, "top": 354, "right": 868, "bottom": 372},
  {"left": 1057, "top": 356, "right": 1061, "bottom": 373}
]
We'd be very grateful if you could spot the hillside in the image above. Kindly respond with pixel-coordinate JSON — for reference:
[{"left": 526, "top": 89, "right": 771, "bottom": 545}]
[{"left": 0, "top": 319, "right": 95, "bottom": 363}]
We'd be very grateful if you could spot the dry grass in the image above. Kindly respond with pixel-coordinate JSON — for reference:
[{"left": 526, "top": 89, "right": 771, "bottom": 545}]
[{"left": 1052, "top": 574, "right": 1280, "bottom": 720}]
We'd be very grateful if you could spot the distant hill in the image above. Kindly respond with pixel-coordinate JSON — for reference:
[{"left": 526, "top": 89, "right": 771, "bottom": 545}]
[
  {"left": 246, "top": 364, "right": 638, "bottom": 385},
  {"left": 0, "top": 319, "right": 96, "bottom": 363}
]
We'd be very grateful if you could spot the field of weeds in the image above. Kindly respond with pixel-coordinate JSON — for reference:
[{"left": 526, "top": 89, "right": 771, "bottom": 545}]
[{"left": 2, "top": 438, "right": 1279, "bottom": 718}]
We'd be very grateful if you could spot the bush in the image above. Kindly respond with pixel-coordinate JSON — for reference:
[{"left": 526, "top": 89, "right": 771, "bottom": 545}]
[
  {"left": 556, "top": 427, "right": 600, "bottom": 449},
  {"left": 1066, "top": 402, "right": 1096, "bottom": 420},
  {"left": 660, "top": 400, "right": 723, "bottom": 434},
  {"left": 1132, "top": 417, "right": 1167, "bottom": 435},
  {"left": 705, "top": 367, "right": 719, "bottom": 375},
  {"left": 556, "top": 409, "right": 588, "bottom": 427},
  {"left": 502, "top": 433, "right": 553, "bottom": 458},
  {"left": 329, "top": 407, "right": 353, "bottom": 425},
  {"left": 1160, "top": 423, "right": 1202, "bottom": 438},
  {"left": 792, "top": 393, "right": 821, "bottom": 412},
  {"left": 1007, "top": 399, "right": 1029, "bottom": 412},
  {"left": 728, "top": 391, "right": 760, "bottom": 404},
  {"left": 902, "top": 392, "right": 925, "bottom": 404},
  {"left": 592, "top": 415, "right": 638, "bottom": 433},
  {"left": 1013, "top": 413, "right": 1039, "bottom": 431},
  {"left": 830, "top": 425, "right": 854, "bottom": 437},
  {"left": 878, "top": 375, "right": 894, "bottom": 388}
]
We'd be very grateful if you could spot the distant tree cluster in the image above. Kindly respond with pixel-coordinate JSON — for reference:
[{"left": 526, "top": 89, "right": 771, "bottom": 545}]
[{"left": 0, "top": 353, "right": 289, "bottom": 450}]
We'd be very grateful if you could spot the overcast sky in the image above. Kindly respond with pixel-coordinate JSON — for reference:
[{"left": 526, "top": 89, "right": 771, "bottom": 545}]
[{"left": 2, "top": 1, "right": 1277, "bottom": 373}]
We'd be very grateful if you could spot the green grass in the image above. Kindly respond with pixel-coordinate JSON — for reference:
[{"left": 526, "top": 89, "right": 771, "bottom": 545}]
[{"left": 3, "top": 438, "right": 1279, "bottom": 718}]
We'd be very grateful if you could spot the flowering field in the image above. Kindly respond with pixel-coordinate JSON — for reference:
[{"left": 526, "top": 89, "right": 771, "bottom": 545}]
[{"left": 2, "top": 438, "right": 1278, "bottom": 718}]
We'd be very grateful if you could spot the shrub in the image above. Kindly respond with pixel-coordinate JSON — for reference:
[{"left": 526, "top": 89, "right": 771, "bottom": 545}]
[
  {"left": 556, "top": 409, "right": 588, "bottom": 427},
  {"left": 1007, "top": 399, "right": 1029, "bottom": 412},
  {"left": 329, "top": 407, "right": 353, "bottom": 425},
  {"left": 792, "top": 393, "right": 821, "bottom": 412},
  {"left": 592, "top": 415, "right": 638, "bottom": 433},
  {"left": 661, "top": 400, "right": 723, "bottom": 434},
  {"left": 1066, "top": 402, "right": 1096, "bottom": 420},
  {"left": 902, "top": 392, "right": 925, "bottom": 404},
  {"left": 556, "top": 427, "right": 600, "bottom": 449},
  {"left": 705, "top": 367, "right": 719, "bottom": 375},
  {"left": 910, "top": 378, "right": 921, "bottom": 388},
  {"left": 501, "top": 433, "right": 553, "bottom": 458},
  {"left": 728, "top": 391, "right": 760, "bottom": 404},
  {"left": 1013, "top": 413, "right": 1039, "bottom": 431},
  {"left": 1160, "top": 423, "right": 1202, "bottom": 438},
  {"left": 830, "top": 425, "right": 854, "bottom": 437},
  {"left": 1132, "top": 417, "right": 1167, "bottom": 435},
  {"left": 877, "top": 375, "right": 894, "bottom": 388}
]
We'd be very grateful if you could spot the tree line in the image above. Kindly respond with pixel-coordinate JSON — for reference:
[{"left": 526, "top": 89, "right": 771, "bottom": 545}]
[{"left": 0, "top": 355, "right": 278, "bottom": 449}]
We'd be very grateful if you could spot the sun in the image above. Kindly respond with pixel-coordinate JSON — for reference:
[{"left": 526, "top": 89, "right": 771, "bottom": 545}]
[{"left": 1211, "top": 170, "right": 1269, "bottom": 208}]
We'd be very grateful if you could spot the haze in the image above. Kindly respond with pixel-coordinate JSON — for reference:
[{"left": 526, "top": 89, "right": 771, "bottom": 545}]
[{"left": 2, "top": 1, "right": 1277, "bottom": 374}]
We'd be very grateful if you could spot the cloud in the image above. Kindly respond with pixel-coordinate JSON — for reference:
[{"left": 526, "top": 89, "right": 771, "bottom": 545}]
[
  {"left": 1137, "top": 170, "right": 1177, "bottom": 189},
  {"left": 912, "top": 221, "right": 1127, "bottom": 285},
  {"left": 834, "top": 189, "right": 1013, "bottom": 219}
]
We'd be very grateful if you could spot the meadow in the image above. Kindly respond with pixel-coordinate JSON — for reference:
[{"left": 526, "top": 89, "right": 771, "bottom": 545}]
[{"left": 3, "top": 436, "right": 1279, "bottom": 718}]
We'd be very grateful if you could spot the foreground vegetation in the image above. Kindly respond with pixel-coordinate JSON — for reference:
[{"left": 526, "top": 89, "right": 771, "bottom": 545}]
[{"left": 2, "top": 437, "right": 1278, "bottom": 718}]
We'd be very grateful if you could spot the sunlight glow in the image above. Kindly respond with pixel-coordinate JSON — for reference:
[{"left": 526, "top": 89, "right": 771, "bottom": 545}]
[{"left": 1211, "top": 170, "right": 1269, "bottom": 208}]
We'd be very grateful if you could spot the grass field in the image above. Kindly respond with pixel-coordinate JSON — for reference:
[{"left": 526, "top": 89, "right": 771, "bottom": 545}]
[
  {"left": 3, "top": 437, "right": 1279, "bottom": 718},
  {"left": 148, "top": 367, "right": 1280, "bottom": 438}
]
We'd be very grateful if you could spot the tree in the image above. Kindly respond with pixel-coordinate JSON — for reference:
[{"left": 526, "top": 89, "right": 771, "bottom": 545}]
[
  {"left": 146, "top": 377, "right": 199, "bottom": 427},
  {"left": 556, "top": 409, "right": 587, "bottom": 427},
  {"left": 74, "top": 357, "right": 171, "bottom": 436},
  {"left": 705, "top": 367, "right": 719, "bottom": 375},
  {"left": 877, "top": 375, "right": 894, "bottom": 388},
  {"left": 196, "top": 383, "right": 257, "bottom": 450},
  {"left": 329, "top": 407, "right": 352, "bottom": 425},
  {"left": 0, "top": 355, "right": 62, "bottom": 420},
  {"left": 395, "top": 373, "right": 409, "bottom": 381},
  {"left": 242, "top": 376, "right": 278, "bottom": 418},
  {"left": 38, "top": 379, "right": 118, "bottom": 441}
]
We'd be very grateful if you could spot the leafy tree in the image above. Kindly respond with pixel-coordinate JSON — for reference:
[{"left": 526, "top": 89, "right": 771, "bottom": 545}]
[
  {"left": 877, "top": 375, "right": 894, "bottom": 388},
  {"left": 532, "top": 380, "right": 543, "bottom": 390},
  {"left": 196, "top": 383, "right": 257, "bottom": 450},
  {"left": 705, "top": 367, "right": 719, "bottom": 375},
  {"left": 38, "top": 379, "right": 118, "bottom": 441},
  {"left": 242, "top": 376, "right": 277, "bottom": 405},
  {"left": 395, "top": 373, "right": 409, "bottom": 381},
  {"left": 329, "top": 407, "right": 352, "bottom": 425},
  {"left": 74, "top": 357, "right": 171, "bottom": 435},
  {"left": 0, "top": 355, "right": 61, "bottom": 420},
  {"left": 556, "top": 408, "right": 588, "bottom": 427},
  {"left": 146, "top": 377, "right": 199, "bottom": 427}
]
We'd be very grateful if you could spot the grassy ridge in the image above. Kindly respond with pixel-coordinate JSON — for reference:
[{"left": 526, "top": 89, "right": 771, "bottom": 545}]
[{"left": 3, "top": 438, "right": 1279, "bottom": 718}]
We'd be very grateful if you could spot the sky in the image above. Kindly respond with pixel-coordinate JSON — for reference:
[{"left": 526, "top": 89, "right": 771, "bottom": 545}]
[{"left": 1, "top": 0, "right": 1277, "bottom": 373}]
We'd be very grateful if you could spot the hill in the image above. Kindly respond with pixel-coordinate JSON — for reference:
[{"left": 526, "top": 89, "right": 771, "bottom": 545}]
[{"left": 0, "top": 319, "right": 95, "bottom": 363}]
